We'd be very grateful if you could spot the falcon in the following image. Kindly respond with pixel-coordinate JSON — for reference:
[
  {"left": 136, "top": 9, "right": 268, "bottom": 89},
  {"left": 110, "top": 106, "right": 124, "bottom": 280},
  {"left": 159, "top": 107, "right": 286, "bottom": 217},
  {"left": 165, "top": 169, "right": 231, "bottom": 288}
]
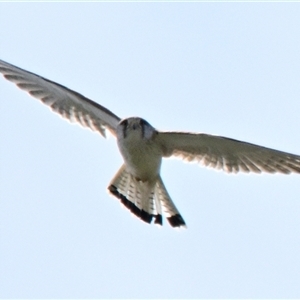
[{"left": 1, "top": 59, "right": 300, "bottom": 228}]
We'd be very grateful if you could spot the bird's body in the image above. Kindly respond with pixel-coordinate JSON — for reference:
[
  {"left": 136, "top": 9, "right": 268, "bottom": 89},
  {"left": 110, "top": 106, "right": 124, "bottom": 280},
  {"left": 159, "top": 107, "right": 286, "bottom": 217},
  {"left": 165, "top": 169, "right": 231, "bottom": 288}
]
[
  {"left": 116, "top": 118, "right": 162, "bottom": 182},
  {"left": 111, "top": 117, "right": 185, "bottom": 226},
  {"left": 1, "top": 58, "right": 300, "bottom": 228}
]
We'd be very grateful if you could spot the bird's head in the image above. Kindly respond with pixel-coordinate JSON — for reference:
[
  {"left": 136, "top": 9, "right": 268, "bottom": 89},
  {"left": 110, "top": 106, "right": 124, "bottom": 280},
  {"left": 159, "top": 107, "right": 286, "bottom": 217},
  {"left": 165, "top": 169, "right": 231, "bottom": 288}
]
[{"left": 117, "top": 117, "right": 156, "bottom": 140}]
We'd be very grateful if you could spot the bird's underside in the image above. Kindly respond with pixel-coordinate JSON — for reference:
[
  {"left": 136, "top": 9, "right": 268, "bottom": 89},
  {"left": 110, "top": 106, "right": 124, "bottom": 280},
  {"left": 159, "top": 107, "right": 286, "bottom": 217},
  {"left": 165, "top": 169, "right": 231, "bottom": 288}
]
[{"left": 1, "top": 58, "right": 300, "bottom": 229}]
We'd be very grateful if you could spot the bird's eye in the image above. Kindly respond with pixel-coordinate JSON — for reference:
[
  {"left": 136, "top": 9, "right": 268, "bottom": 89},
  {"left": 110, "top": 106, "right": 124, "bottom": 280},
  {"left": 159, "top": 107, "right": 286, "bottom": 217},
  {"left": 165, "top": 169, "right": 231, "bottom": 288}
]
[
  {"left": 121, "top": 119, "right": 128, "bottom": 127},
  {"left": 139, "top": 119, "right": 148, "bottom": 127}
]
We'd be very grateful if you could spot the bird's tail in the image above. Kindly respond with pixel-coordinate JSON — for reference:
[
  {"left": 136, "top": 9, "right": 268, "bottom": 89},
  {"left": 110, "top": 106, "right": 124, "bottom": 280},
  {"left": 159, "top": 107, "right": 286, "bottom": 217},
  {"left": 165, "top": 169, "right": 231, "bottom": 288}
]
[{"left": 108, "top": 165, "right": 186, "bottom": 228}]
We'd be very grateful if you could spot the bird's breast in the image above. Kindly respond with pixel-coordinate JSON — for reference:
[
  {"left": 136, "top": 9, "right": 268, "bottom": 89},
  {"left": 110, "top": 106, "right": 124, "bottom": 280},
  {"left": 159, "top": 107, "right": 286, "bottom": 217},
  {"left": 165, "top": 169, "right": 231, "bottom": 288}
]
[{"left": 117, "top": 133, "right": 162, "bottom": 181}]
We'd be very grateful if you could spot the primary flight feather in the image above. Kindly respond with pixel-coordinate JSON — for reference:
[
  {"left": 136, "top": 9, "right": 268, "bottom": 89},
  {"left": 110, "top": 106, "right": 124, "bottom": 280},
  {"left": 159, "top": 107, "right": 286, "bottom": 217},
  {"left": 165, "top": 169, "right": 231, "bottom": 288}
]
[{"left": 1, "top": 59, "right": 300, "bottom": 228}]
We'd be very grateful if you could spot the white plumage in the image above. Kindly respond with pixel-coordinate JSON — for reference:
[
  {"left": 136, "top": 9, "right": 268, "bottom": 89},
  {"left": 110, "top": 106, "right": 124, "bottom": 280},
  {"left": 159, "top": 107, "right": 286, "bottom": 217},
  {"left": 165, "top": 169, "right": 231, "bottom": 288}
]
[{"left": 1, "top": 59, "right": 300, "bottom": 228}]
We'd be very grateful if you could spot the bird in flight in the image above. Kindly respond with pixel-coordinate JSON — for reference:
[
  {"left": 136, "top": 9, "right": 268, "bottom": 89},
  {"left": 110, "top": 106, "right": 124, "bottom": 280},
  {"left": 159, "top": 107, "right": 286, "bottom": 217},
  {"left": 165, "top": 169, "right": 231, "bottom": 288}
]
[{"left": 1, "top": 59, "right": 300, "bottom": 228}]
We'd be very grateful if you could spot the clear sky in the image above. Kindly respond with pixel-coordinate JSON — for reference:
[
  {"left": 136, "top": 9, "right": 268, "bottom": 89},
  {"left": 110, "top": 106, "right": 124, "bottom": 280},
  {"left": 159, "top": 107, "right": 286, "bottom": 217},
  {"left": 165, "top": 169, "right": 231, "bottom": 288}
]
[{"left": 1, "top": 2, "right": 300, "bottom": 298}]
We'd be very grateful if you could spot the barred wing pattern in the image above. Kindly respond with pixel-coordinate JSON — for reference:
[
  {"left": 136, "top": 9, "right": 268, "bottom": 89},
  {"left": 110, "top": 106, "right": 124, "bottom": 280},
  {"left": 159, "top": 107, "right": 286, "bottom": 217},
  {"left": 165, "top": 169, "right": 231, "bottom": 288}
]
[
  {"left": 0, "top": 59, "right": 120, "bottom": 137},
  {"left": 157, "top": 132, "right": 300, "bottom": 174}
]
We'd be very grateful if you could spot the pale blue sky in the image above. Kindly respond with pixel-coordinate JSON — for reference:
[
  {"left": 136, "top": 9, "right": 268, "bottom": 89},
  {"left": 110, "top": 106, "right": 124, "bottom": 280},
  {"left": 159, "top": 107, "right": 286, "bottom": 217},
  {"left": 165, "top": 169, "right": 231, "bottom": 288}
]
[{"left": 1, "top": 3, "right": 300, "bottom": 298}]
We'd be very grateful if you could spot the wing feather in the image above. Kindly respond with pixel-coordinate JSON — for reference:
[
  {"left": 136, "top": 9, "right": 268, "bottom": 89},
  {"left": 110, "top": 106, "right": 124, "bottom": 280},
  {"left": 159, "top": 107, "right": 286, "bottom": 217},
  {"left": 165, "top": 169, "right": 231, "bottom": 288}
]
[
  {"left": 157, "top": 131, "right": 300, "bottom": 174},
  {"left": 0, "top": 59, "right": 121, "bottom": 137}
]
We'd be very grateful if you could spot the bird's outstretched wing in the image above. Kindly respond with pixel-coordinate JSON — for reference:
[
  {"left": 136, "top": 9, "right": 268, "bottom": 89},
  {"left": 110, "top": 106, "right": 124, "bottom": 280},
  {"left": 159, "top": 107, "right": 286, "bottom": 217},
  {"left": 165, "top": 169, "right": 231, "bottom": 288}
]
[
  {"left": 0, "top": 59, "right": 121, "bottom": 137},
  {"left": 157, "top": 132, "right": 300, "bottom": 174}
]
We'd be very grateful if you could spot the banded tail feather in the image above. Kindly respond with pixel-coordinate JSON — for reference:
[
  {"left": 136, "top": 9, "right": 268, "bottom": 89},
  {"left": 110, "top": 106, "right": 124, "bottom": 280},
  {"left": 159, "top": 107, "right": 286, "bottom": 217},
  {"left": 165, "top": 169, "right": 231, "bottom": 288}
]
[{"left": 108, "top": 165, "right": 186, "bottom": 228}]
